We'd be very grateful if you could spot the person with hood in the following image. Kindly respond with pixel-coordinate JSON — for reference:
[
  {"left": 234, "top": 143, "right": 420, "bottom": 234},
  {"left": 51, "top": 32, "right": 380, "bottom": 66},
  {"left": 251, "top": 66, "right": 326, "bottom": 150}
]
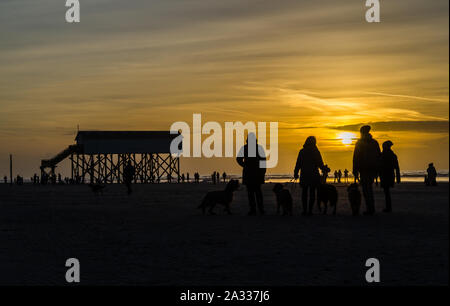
[
  {"left": 426, "top": 163, "right": 438, "bottom": 186},
  {"left": 236, "top": 133, "right": 267, "bottom": 215},
  {"left": 294, "top": 136, "right": 325, "bottom": 216},
  {"left": 353, "top": 125, "right": 381, "bottom": 215},
  {"left": 379, "top": 140, "right": 400, "bottom": 212}
]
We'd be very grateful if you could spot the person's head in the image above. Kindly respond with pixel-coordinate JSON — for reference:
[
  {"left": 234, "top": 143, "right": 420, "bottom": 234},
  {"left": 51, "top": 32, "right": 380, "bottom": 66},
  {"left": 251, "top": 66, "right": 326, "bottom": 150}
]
[
  {"left": 382, "top": 140, "right": 393, "bottom": 151},
  {"left": 429, "top": 163, "right": 434, "bottom": 167},
  {"left": 246, "top": 132, "right": 257, "bottom": 144},
  {"left": 360, "top": 125, "right": 371, "bottom": 136},
  {"left": 304, "top": 136, "right": 316, "bottom": 147}
]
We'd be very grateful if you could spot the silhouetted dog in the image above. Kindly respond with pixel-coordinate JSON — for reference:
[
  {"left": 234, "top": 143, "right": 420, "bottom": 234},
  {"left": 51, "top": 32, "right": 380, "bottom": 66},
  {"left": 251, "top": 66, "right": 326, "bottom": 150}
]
[
  {"left": 273, "top": 183, "right": 293, "bottom": 216},
  {"left": 88, "top": 183, "right": 106, "bottom": 195},
  {"left": 347, "top": 183, "right": 361, "bottom": 216},
  {"left": 318, "top": 166, "right": 338, "bottom": 214},
  {"left": 198, "top": 179, "right": 240, "bottom": 215}
]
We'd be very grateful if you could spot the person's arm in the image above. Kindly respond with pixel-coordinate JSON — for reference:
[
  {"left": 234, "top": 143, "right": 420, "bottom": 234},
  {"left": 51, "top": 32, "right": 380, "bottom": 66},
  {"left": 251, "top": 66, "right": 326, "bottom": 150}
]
[
  {"left": 294, "top": 150, "right": 301, "bottom": 179},
  {"left": 236, "top": 146, "right": 246, "bottom": 168},
  {"left": 352, "top": 142, "right": 360, "bottom": 180}
]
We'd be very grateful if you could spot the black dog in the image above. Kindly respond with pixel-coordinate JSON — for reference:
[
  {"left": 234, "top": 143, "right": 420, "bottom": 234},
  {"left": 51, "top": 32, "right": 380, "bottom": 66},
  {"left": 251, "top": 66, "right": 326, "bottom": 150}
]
[
  {"left": 317, "top": 166, "right": 338, "bottom": 215},
  {"left": 347, "top": 183, "right": 361, "bottom": 216},
  {"left": 273, "top": 183, "right": 293, "bottom": 216},
  {"left": 88, "top": 183, "right": 106, "bottom": 195},
  {"left": 198, "top": 179, "right": 240, "bottom": 215}
]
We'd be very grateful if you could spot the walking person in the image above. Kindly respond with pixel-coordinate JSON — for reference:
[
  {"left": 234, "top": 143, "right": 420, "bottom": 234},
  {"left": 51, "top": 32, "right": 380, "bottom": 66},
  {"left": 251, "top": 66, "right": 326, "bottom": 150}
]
[
  {"left": 337, "top": 169, "right": 342, "bottom": 183},
  {"left": 237, "top": 133, "right": 266, "bottom": 216},
  {"left": 294, "top": 136, "right": 325, "bottom": 216},
  {"left": 222, "top": 172, "right": 227, "bottom": 183},
  {"left": 426, "top": 163, "right": 437, "bottom": 186},
  {"left": 123, "top": 161, "right": 135, "bottom": 195},
  {"left": 353, "top": 125, "right": 381, "bottom": 215},
  {"left": 379, "top": 141, "right": 400, "bottom": 213},
  {"left": 344, "top": 169, "right": 349, "bottom": 183}
]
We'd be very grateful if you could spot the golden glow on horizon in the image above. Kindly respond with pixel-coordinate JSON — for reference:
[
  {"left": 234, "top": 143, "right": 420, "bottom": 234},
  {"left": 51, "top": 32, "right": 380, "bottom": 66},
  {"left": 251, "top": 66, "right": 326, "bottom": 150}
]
[{"left": 338, "top": 132, "right": 357, "bottom": 146}]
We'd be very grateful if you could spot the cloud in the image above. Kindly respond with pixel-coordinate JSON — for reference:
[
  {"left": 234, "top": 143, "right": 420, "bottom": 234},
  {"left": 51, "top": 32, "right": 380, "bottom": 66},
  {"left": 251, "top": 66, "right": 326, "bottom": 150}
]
[{"left": 331, "top": 121, "right": 449, "bottom": 133}]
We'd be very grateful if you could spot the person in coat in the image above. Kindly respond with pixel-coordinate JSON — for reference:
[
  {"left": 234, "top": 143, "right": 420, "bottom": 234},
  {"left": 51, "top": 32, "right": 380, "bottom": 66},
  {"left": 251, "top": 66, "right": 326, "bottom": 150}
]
[
  {"left": 353, "top": 125, "right": 381, "bottom": 215},
  {"left": 294, "top": 136, "right": 325, "bottom": 216},
  {"left": 236, "top": 133, "right": 266, "bottom": 215},
  {"left": 379, "top": 140, "right": 400, "bottom": 212}
]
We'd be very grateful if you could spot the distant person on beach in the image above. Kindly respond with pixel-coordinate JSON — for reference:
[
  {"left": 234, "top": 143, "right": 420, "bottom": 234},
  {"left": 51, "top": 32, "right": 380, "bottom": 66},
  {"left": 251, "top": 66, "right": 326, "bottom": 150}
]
[
  {"left": 181, "top": 173, "right": 185, "bottom": 183},
  {"left": 211, "top": 172, "right": 216, "bottom": 184},
  {"left": 123, "top": 161, "right": 135, "bottom": 195},
  {"left": 353, "top": 125, "right": 381, "bottom": 215},
  {"left": 333, "top": 170, "right": 338, "bottom": 183},
  {"left": 186, "top": 173, "right": 190, "bottom": 183},
  {"left": 337, "top": 169, "right": 342, "bottom": 183},
  {"left": 222, "top": 172, "right": 227, "bottom": 183},
  {"left": 4, "top": 175, "right": 7, "bottom": 184},
  {"left": 344, "top": 169, "right": 349, "bottom": 183},
  {"left": 379, "top": 140, "right": 401, "bottom": 213},
  {"left": 294, "top": 136, "right": 325, "bottom": 216},
  {"left": 426, "top": 163, "right": 437, "bottom": 186},
  {"left": 237, "top": 133, "right": 266, "bottom": 216},
  {"left": 194, "top": 172, "right": 200, "bottom": 183},
  {"left": 216, "top": 172, "right": 220, "bottom": 184}
]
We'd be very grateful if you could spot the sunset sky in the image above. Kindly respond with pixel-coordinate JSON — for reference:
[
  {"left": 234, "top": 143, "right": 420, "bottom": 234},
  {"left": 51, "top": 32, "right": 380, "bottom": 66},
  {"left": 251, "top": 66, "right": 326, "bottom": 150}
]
[{"left": 0, "top": 0, "right": 448, "bottom": 177}]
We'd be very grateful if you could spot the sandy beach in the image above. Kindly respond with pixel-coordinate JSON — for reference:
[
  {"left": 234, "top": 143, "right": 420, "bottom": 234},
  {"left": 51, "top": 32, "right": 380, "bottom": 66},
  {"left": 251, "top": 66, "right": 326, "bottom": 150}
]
[{"left": 0, "top": 182, "right": 448, "bottom": 285}]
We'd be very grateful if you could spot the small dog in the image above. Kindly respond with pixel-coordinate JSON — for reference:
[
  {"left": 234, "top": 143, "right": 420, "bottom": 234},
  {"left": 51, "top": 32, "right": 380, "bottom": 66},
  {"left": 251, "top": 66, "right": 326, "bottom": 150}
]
[
  {"left": 88, "top": 183, "right": 106, "bottom": 195},
  {"left": 198, "top": 179, "right": 240, "bottom": 215},
  {"left": 273, "top": 183, "right": 293, "bottom": 216},
  {"left": 317, "top": 166, "right": 338, "bottom": 215},
  {"left": 347, "top": 183, "right": 361, "bottom": 216}
]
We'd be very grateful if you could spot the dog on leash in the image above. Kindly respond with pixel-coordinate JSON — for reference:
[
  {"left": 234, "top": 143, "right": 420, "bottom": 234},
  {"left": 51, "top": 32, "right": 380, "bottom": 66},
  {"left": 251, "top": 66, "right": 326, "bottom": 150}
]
[
  {"left": 273, "top": 183, "right": 293, "bottom": 216},
  {"left": 88, "top": 182, "right": 106, "bottom": 195},
  {"left": 317, "top": 165, "right": 338, "bottom": 215},
  {"left": 198, "top": 179, "right": 240, "bottom": 215},
  {"left": 347, "top": 183, "right": 362, "bottom": 216}
]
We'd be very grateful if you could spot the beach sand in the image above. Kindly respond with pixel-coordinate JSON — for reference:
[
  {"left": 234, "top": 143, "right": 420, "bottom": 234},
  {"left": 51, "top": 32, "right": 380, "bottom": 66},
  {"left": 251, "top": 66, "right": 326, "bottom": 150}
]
[{"left": 0, "top": 182, "right": 448, "bottom": 285}]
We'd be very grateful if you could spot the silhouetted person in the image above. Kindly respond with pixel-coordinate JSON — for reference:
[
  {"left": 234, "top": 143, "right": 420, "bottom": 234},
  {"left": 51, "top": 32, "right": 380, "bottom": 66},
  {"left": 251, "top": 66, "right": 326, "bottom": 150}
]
[
  {"left": 186, "top": 172, "right": 190, "bottom": 183},
  {"left": 237, "top": 133, "right": 266, "bottom": 216},
  {"left": 123, "top": 161, "right": 135, "bottom": 195},
  {"left": 294, "top": 136, "right": 325, "bottom": 216},
  {"left": 353, "top": 125, "right": 381, "bottom": 215},
  {"left": 216, "top": 172, "right": 220, "bottom": 184},
  {"left": 3, "top": 176, "right": 7, "bottom": 184},
  {"left": 211, "top": 172, "right": 216, "bottom": 184},
  {"left": 167, "top": 173, "right": 172, "bottom": 183},
  {"left": 194, "top": 172, "right": 200, "bottom": 183},
  {"left": 181, "top": 173, "right": 185, "bottom": 183},
  {"left": 344, "top": 169, "right": 349, "bottom": 183},
  {"left": 379, "top": 141, "right": 400, "bottom": 213},
  {"left": 426, "top": 163, "right": 437, "bottom": 186},
  {"left": 333, "top": 170, "right": 338, "bottom": 183},
  {"left": 222, "top": 172, "right": 227, "bottom": 183},
  {"left": 337, "top": 169, "right": 342, "bottom": 183}
]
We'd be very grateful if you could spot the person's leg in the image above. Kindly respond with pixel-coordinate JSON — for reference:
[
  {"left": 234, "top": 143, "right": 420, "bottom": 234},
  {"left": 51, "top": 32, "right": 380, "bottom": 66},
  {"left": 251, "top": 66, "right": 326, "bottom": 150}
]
[
  {"left": 383, "top": 186, "right": 392, "bottom": 212},
  {"left": 255, "top": 184, "right": 264, "bottom": 214},
  {"left": 247, "top": 185, "right": 257, "bottom": 215},
  {"left": 308, "top": 186, "right": 316, "bottom": 215},
  {"left": 361, "top": 177, "right": 374, "bottom": 214},
  {"left": 301, "top": 186, "right": 308, "bottom": 215}
]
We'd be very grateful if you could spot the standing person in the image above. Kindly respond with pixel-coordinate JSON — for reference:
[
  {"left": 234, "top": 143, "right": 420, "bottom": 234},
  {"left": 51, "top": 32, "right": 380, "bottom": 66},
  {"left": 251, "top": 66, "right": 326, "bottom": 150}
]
[
  {"left": 211, "top": 172, "right": 216, "bottom": 184},
  {"left": 236, "top": 133, "right": 266, "bottom": 216},
  {"left": 333, "top": 170, "right": 338, "bottom": 183},
  {"left": 353, "top": 125, "right": 381, "bottom": 215},
  {"left": 216, "top": 172, "right": 220, "bottom": 184},
  {"left": 186, "top": 172, "right": 190, "bottom": 183},
  {"left": 379, "top": 141, "right": 400, "bottom": 213},
  {"left": 3, "top": 176, "right": 7, "bottom": 184},
  {"left": 123, "top": 161, "right": 135, "bottom": 195},
  {"left": 294, "top": 136, "right": 325, "bottom": 216},
  {"left": 344, "top": 169, "right": 349, "bottom": 183},
  {"left": 426, "top": 163, "right": 438, "bottom": 186},
  {"left": 222, "top": 172, "right": 227, "bottom": 183},
  {"left": 337, "top": 169, "right": 342, "bottom": 183},
  {"left": 181, "top": 173, "right": 185, "bottom": 183}
]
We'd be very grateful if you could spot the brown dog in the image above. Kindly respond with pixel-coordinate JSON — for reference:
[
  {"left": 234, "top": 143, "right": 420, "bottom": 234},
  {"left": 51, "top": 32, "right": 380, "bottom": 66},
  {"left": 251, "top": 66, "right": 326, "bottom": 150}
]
[
  {"left": 273, "top": 183, "right": 293, "bottom": 216},
  {"left": 198, "top": 179, "right": 240, "bottom": 215}
]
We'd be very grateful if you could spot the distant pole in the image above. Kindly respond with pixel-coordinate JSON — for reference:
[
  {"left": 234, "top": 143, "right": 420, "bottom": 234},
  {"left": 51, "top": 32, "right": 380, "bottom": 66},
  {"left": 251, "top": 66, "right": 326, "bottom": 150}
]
[{"left": 9, "top": 154, "right": 12, "bottom": 185}]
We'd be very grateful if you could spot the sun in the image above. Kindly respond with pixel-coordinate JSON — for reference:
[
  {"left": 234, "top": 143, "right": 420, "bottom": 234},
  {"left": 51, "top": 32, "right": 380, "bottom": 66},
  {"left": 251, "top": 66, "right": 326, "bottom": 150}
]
[{"left": 338, "top": 132, "right": 356, "bottom": 145}]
